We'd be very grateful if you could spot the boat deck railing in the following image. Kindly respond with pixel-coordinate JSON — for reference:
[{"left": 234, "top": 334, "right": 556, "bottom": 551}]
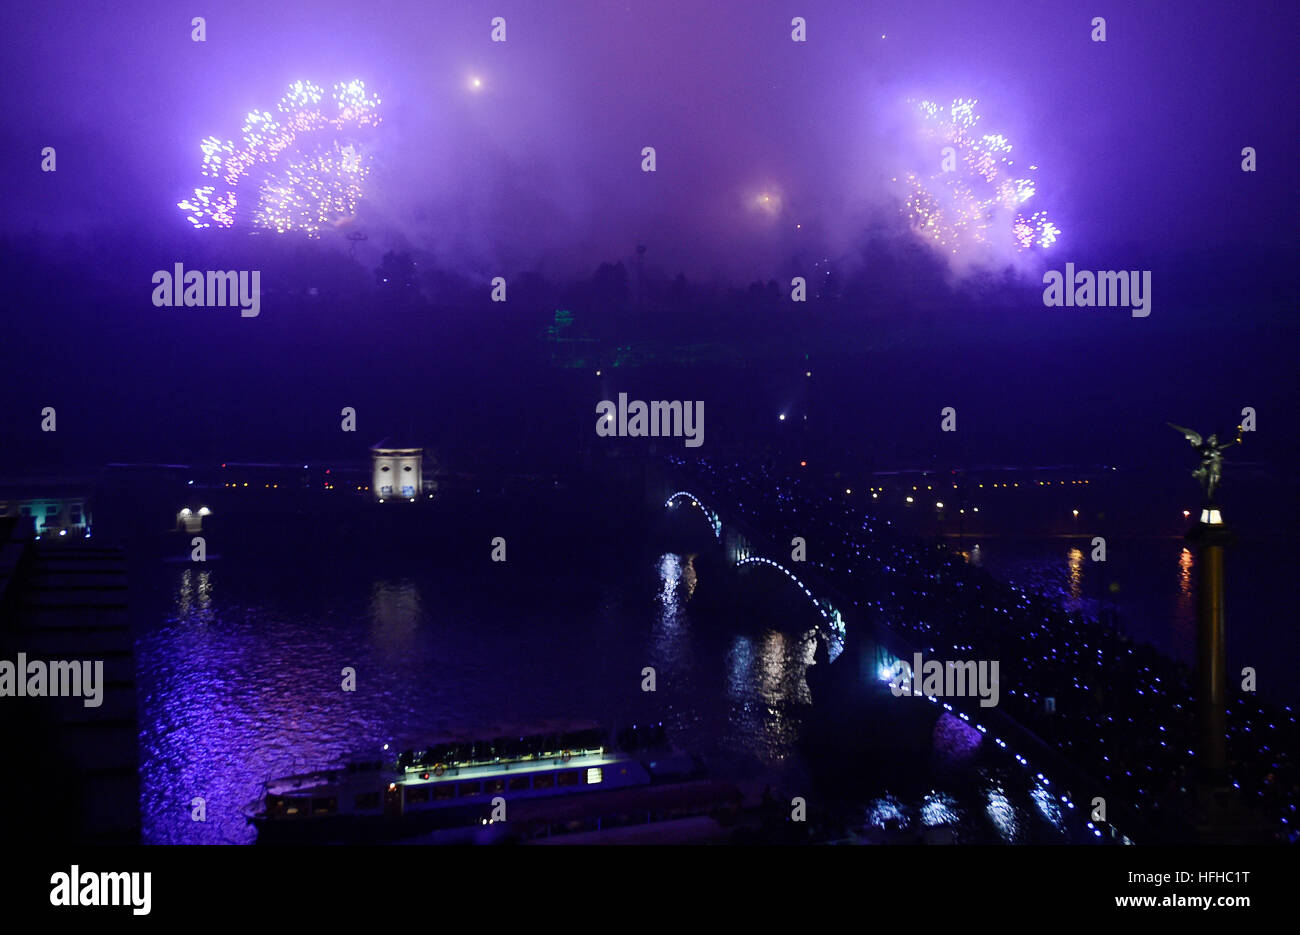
[
  {"left": 260, "top": 746, "right": 633, "bottom": 796},
  {"left": 400, "top": 748, "right": 622, "bottom": 785}
]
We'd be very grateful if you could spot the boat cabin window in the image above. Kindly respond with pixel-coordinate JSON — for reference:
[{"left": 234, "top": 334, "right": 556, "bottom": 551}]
[
  {"left": 355, "top": 792, "right": 380, "bottom": 810},
  {"left": 458, "top": 781, "right": 481, "bottom": 797},
  {"left": 508, "top": 775, "right": 530, "bottom": 791},
  {"left": 484, "top": 778, "right": 505, "bottom": 794},
  {"left": 312, "top": 797, "right": 337, "bottom": 815},
  {"left": 557, "top": 771, "right": 581, "bottom": 787},
  {"left": 433, "top": 784, "right": 455, "bottom": 801},
  {"left": 285, "top": 797, "right": 309, "bottom": 816},
  {"left": 405, "top": 787, "right": 429, "bottom": 804},
  {"left": 532, "top": 773, "right": 554, "bottom": 789}
]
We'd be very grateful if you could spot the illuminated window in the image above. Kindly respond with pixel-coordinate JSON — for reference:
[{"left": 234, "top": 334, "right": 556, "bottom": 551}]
[{"left": 586, "top": 768, "right": 603, "bottom": 784}]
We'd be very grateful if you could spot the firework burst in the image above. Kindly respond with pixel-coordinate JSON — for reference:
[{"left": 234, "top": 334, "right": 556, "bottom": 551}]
[
  {"left": 178, "top": 80, "right": 382, "bottom": 235},
  {"left": 900, "top": 98, "right": 1059, "bottom": 256}
]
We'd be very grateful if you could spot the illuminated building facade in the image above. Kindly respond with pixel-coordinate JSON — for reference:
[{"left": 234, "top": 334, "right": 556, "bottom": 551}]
[
  {"left": 370, "top": 440, "right": 423, "bottom": 501},
  {"left": 0, "top": 481, "right": 93, "bottom": 539}
]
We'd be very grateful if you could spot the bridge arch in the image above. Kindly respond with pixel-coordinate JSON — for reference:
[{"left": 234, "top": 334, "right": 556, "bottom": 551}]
[
  {"left": 664, "top": 490, "right": 721, "bottom": 540},
  {"left": 736, "top": 556, "right": 846, "bottom": 661},
  {"left": 662, "top": 489, "right": 845, "bottom": 662}
]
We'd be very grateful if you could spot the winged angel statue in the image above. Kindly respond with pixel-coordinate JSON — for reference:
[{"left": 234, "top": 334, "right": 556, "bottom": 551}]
[{"left": 1167, "top": 422, "right": 1243, "bottom": 504}]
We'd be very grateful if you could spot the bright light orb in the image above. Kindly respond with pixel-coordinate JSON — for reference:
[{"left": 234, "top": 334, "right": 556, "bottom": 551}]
[{"left": 752, "top": 190, "right": 782, "bottom": 216}]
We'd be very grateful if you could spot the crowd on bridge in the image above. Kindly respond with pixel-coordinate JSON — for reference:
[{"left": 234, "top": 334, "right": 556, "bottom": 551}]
[{"left": 669, "top": 456, "right": 1298, "bottom": 843}]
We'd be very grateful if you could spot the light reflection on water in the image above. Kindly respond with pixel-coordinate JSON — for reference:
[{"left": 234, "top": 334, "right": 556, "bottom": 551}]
[
  {"left": 921, "top": 791, "right": 960, "bottom": 827},
  {"left": 368, "top": 580, "right": 423, "bottom": 654},
  {"left": 174, "top": 568, "right": 213, "bottom": 620},
  {"left": 1032, "top": 782, "right": 1065, "bottom": 830},
  {"left": 1176, "top": 547, "right": 1194, "bottom": 659},
  {"left": 966, "top": 535, "right": 1297, "bottom": 706},
  {"left": 138, "top": 546, "right": 1090, "bottom": 844},
  {"left": 1067, "top": 547, "right": 1083, "bottom": 606},
  {"left": 722, "top": 628, "right": 816, "bottom": 762},
  {"left": 138, "top": 549, "right": 821, "bottom": 844},
  {"left": 649, "top": 552, "right": 698, "bottom": 724},
  {"left": 972, "top": 537, "right": 1199, "bottom": 663},
  {"left": 985, "top": 783, "right": 1023, "bottom": 842},
  {"left": 867, "top": 794, "right": 910, "bottom": 831}
]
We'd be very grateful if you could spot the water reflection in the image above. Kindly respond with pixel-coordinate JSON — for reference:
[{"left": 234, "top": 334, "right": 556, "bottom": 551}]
[
  {"left": 723, "top": 628, "right": 811, "bottom": 762},
  {"left": 921, "top": 791, "right": 961, "bottom": 827},
  {"left": 985, "top": 783, "right": 1022, "bottom": 842},
  {"left": 174, "top": 567, "right": 213, "bottom": 621},
  {"left": 651, "top": 553, "right": 695, "bottom": 677},
  {"left": 866, "top": 794, "right": 911, "bottom": 831},
  {"left": 1031, "top": 783, "right": 1065, "bottom": 830},
  {"left": 681, "top": 553, "right": 698, "bottom": 601},
  {"left": 1067, "top": 548, "right": 1084, "bottom": 606},
  {"left": 1174, "top": 547, "right": 1195, "bottom": 659},
  {"left": 141, "top": 564, "right": 430, "bottom": 844},
  {"left": 368, "top": 580, "right": 423, "bottom": 656},
  {"left": 657, "top": 552, "right": 699, "bottom": 617},
  {"left": 1178, "top": 548, "right": 1193, "bottom": 596},
  {"left": 970, "top": 537, "right": 1221, "bottom": 671},
  {"left": 975, "top": 541, "right": 1097, "bottom": 619},
  {"left": 138, "top": 541, "right": 1091, "bottom": 846}
]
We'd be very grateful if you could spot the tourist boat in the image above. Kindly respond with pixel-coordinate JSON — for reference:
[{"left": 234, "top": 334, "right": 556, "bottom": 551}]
[{"left": 247, "top": 721, "right": 706, "bottom": 843}]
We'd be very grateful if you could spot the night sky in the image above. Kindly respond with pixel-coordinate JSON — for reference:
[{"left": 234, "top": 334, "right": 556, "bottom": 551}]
[{"left": 1, "top": 0, "right": 1296, "bottom": 475}]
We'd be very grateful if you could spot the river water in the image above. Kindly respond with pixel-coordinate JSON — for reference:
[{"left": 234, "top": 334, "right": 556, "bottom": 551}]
[
  {"left": 968, "top": 535, "right": 1297, "bottom": 706},
  {"left": 132, "top": 514, "right": 1099, "bottom": 844}
]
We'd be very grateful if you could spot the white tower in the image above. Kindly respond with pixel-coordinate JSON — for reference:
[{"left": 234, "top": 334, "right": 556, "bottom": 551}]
[{"left": 370, "top": 440, "right": 423, "bottom": 501}]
